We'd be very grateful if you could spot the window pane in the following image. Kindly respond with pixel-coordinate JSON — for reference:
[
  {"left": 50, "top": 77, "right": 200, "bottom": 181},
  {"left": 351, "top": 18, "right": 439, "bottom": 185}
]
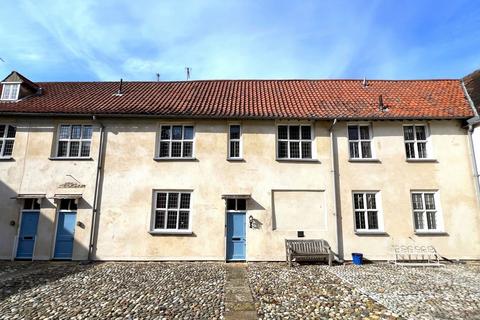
[
  {"left": 3, "top": 140, "right": 14, "bottom": 156},
  {"left": 278, "top": 126, "right": 288, "bottom": 139},
  {"left": 10, "top": 85, "right": 19, "bottom": 98},
  {"left": 367, "top": 211, "right": 378, "bottom": 229},
  {"left": 166, "top": 211, "right": 177, "bottom": 229},
  {"left": 70, "top": 200, "right": 78, "bottom": 211},
  {"left": 184, "top": 126, "right": 194, "bottom": 140},
  {"left": 172, "top": 126, "right": 182, "bottom": 140},
  {"left": 237, "top": 199, "right": 246, "bottom": 210},
  {"left": 32, "top": 199, "right": 41, "bottom": 210},
  {"left": 230, "top": 125, "right": 240, "bottom": 140},
  {"left": 301, "top": 126, "right": 311, "bottom": 140},
  {"left": 415, "top": 126, "right": 426, "bottom": 140},
  {"left": 6, "top": 125, "right": 16, "bottom": 138},
  {"left": 155, "top": 210, "right": 166, "bottom": 229},
  {"left": 156, "top": 193, "right": 167, "bottom": 208},
  {"left": 230, "top": 141, "right": 240, "bottom": 158},
  {"left": 24, "top": 199, "right": 33, "bottom": 210},
  {"left": 171, "top": 142, "right": 182, "bottom": 157},
  {"left": 361, "top": 141, "right": 372, "bottom": 158},
  {"left": 289, "top": 141, "right": 300, "bottom": 158},
  {"left": 405, "top": 142, "right": 415, "bottom": 158},
  {"left": 355, "top": 211, "right": 366, "bottom": 229},
  {"left": 2, "top": 85, "right": 11, "bottom": 99},
  {"left": 417, "top": 142, "right": 427, "bottom": 158},
  {"left": 168, "top": 193, "right": 179, "bottom": 208},
  {"left": 353, "top": 194, "right": 364, "bottom": 210},
  {"left": 301, "top": 141, "right": 312, "bottom": 159},
  {"left": 412, "top": 194, "right": 423, "bottom": 210},
  {"left": 57, "top": 141, "right": 68, "bottom": 157},
  {"left": 82, "top": 126, "right": 93, "bottom": 139},
  {"left": 403, "top": 126, "right": 414, "bottom": 140},
  {"left": 0, "top": 141, "right": 3, "bottom": 155},
  {"left": 349, "top": 142, "right": 359, "bottom": 158},
  {"left": 69, "top": 141, "right": 80, "bottom": 157},
  {"left": 424, "top": 194, "right": 435, "bottom": 210},
  {"left": 414, "top": 212, "right": 424, "bottom": 230},
  {"left": 180, "top": 193, "right": 191, "bottom": 209},
  {"left": 426, "top": 211, "right": 437, "bottom": 229},
  {"left": 59, "top": 125, "right": 70, "bottom": 139},
  {"left": 159, "top": 142, "right": 170, "bottom": 157},
  {"left": 348, "top": 126, "right": 358, "bottom": 140},
  {"left": 226, "top": 199, "right": 235, "bottom": 210},
  {"left": 178, "top": 211, "right": 189, "bottom": 229},
  {"left": 0, "top": 125, "right": 5, "bottom": 137},
  {"left": 182, "top": 141, "right": 193, "bottom": 157},
  {"left": 71, "top": 125, "right": 82, "bottom": 139},
  {"left": 359, "top": 126, "right": 370, "bottom": 140},
  {"left": 366, "top": 194, "right": 376, "bottom": 209},
  {"left": 80, "top": 141, "right": 91, "bottom": 157},
  {"left": 278, "top": 141, "right": 288, "bottom": 158},
  {"left": 289, "top": 126, "right": 300, "bottom": 140},
  {"left": 161, "top": 126, "right": 171, "bottom": 139},
  {"left": 59, "top": 199, "right": 70, "bottom": 210}
]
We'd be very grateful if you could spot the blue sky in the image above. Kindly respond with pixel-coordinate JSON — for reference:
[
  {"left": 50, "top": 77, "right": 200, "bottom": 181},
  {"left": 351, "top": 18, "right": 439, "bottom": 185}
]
[{"left": 1, "top": 0, "right": 479, "bottom": 82}]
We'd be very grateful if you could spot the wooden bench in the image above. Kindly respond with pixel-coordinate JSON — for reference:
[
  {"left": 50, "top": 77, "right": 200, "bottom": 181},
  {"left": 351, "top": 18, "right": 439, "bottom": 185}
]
[
  {"left": 285, "top": 239, "right": 333, "bottom": 267},
  {"left": 390, "top": 244, "right": 443, "bottom": 267}
]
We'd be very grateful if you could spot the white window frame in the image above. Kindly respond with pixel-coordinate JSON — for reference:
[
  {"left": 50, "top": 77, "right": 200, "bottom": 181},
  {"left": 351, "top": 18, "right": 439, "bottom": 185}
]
[
  {"left": 55, "top": 124, "right": 93, "bottom": 158},
  {"left": 227, "top": 124, "right": 242, "bottom": 160},
  {"left": 347, "top": 123, "right": 375, "bottom": 159},
  {"left": 150, "top": 190, "right": 193, "bottom": 234},
  {"left": 0, "top": 124, "right": 16, "bottom": 158},
  {"left": 1, "top": 83, "right": 21, "bottom": 101},
  {"left": 410, "top": 190, "right": 444, "bottom": 233},
  {"left": 403, "top": 124, "right": 433, "bottom": 160},
  {"left": 352, "top": 191, "right": 384, "bottom": 233},
  {"left": 157, "top": 124, "right": 195, "bottom": 159},
  {"left": 276, "top": 123, "right": 315, "bottom": 160}
]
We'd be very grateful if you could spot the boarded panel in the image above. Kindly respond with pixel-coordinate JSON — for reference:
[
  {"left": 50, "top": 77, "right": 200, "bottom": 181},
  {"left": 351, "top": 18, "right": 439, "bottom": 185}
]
[{"left": 272, "top": 190, "right": 326, "bottom": 231}]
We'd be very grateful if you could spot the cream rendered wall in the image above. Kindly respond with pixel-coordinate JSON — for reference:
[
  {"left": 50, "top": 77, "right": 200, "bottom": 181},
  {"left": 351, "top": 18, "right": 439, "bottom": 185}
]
[
  {"left": 93, "top": 119, "right": 337, "bottom": 261},
  {"left": 336, "top": 120, "right": 480, "bottom": 260},
  {"left": 0, "top": 117, "right": 99, "bottom": 260}
]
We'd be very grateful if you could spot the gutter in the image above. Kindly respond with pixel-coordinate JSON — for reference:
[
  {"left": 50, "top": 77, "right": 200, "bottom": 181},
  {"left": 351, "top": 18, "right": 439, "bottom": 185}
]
[
  {"left": 88, "top": 116, "right": 106, "bottom": 261},
  {"left": 329, "top": 119, "right": 343, "bottom": 262}
]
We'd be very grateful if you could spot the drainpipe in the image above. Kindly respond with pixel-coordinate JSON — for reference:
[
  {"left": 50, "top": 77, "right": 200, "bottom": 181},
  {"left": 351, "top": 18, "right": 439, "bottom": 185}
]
[
  {"left": 467, "top": 123, "right": 480, "bottom": 206},
  {"left": 88, "top": 116, "right": 106, "bottom": 261},
  {"left": 329, "top": 119, "right": 343, "bottom": 262}
]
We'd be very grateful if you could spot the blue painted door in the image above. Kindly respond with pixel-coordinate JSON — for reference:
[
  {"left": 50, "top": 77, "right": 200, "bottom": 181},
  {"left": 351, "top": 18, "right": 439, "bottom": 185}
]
[
  {"left": 16, "top": 211, "right": 40, "bottom": 259},
  {"left": 226, "top": 212, "right": 246, "bottom": 261},
  {"left": 54, "top": 211, "right": 77, "bottom": 259}
]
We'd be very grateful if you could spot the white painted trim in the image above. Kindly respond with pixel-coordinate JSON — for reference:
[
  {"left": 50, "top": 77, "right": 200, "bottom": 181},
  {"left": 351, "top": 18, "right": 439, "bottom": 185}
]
[
  {"left": 402, "top": 123, "right": 435, "bottom": 160},
  {"left": 410, "top": 189, "right": 444, "bottom": 233},
  {"left": 1, "top": 83, "right": 20, "bottom": 101},
  {"left": 156, "top": 124, "right": 196, "bottom": 159},
  {"left": 54, "top": 124, "right": 93, "bottom": 158},
  {"left": 275, "top": 122, "right": 317, "bottom": 160},
  {"left": 227, "top": 123, "right": 243, "bottom": 160},
  {"left": 351, "top": 190, "right": 384, "bottom": 233},
  {"left": 0, "top": 124, "right": 16, "bottom": 157},
  {"left": 346, "top": 122, "right": 376, "bottom": 160},
  {"left": 150, "top": 190, "right": 194, "bottom": 233}
]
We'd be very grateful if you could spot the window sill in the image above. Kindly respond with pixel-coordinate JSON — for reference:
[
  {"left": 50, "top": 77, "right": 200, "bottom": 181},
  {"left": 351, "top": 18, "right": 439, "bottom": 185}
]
[
  {"left": 406, "top": 158, "right": 438, "bottom": 163},
  {"left": 276, "top": 158, "right": 320, "bottom": 163},
  {"left": 414, "top": 231, "right": 448, "bottom": 236},
  {"left": 348, "top": 158, "right": 381, "bottom": 163},
  {"left": 0, "top": 156, "right": 14, "bottom": 161},
  {"left": 153, "top": 157, "right": 198, "bottom": 162},
  {"left": 355, "top": 231, "right": 388, "bottom": 236},
  {"left": 49, "top": 157, "right": 93, "bottom": 161},
  {"left": 149, "top": 230, "right": 193, "bottom": 235},
  {"left": 227, "top": 157, "right": 245, "bottom": 162}
]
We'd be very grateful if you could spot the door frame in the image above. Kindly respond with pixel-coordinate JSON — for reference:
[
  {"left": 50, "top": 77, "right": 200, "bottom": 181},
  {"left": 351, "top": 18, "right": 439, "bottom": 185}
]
[
  {"left": 15, "top": 208, "right": 40, "bottom": 261},
  {"left": 52, "top": 201, "right": 78, "bottom": 260},
  {"left": 225, "top": 209, "right": 247, "bottom": 261}
]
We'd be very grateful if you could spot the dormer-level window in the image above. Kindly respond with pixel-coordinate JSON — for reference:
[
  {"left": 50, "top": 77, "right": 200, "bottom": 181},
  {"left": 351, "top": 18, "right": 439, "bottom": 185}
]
[{"left": 1, "top": 84, "right": 20, "bottom": 100}]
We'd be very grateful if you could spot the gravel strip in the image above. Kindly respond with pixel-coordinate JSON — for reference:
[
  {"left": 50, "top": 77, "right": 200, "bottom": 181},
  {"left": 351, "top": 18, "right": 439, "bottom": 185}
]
[
  {"left": 327, "top": 263, "right": 480, "bottom": 320},
  {"left": 247, "top": 263, "right": 399, "bottom": 319},
  {"left": 0, "top": 262, "right": 226, "bottom": 319}
]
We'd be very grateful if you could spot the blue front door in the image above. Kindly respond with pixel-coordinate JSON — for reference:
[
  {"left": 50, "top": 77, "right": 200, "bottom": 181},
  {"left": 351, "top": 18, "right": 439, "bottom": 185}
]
[
  {"left": 16, "top": 211, "right": 40, "bottom": 259},
  {"left": 54, "top": 211, "right": 77, "bottom": 259},
  {"left": 226, "top": 212, "right": 246, "bottom": 261}
]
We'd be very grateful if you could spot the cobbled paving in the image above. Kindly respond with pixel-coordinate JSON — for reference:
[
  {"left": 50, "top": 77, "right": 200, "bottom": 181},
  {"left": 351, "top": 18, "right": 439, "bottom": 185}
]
[
  {"left": 0, "top": 262, "right": 226, "bottom": 320},
  {"left": 247, "top": 263, "right": 399, "bottom": 320},
  {"left": 328, "top": 263, "right": 480, "bottom": 320}
]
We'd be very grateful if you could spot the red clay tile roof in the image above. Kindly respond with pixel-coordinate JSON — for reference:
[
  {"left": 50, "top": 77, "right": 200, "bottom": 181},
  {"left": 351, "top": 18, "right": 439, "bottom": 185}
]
[{"left": 0, "top": 79, "right": 474, "bottom": 119}]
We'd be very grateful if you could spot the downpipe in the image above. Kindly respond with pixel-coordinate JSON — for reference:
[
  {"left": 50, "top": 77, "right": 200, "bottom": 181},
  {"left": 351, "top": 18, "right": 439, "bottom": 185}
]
[{"left": 467, "top": 124, "right": 480, "bottom": 206}]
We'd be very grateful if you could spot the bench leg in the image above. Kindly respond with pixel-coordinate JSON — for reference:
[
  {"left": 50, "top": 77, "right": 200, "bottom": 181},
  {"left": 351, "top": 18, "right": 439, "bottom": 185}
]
[{"left": 328, "top": 253, "right": 333, "bottom": 266}]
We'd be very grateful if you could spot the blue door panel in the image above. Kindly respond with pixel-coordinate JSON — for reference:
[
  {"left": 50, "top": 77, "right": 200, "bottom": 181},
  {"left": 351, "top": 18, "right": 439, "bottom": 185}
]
[
  {"left": 16, "top": 211, "right": 40, "bottom": 259},
  {"left": 54, "top": 211, "right": 77, "bottom": 259},
  {"left": 226, "top": 212, "right": 246, "bottom": 260}
]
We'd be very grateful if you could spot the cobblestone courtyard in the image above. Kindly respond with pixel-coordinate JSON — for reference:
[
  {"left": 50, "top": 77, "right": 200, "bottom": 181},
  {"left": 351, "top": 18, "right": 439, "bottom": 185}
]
[{"left": 0, "top": 262, "right": 479, "bottom": 319}]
